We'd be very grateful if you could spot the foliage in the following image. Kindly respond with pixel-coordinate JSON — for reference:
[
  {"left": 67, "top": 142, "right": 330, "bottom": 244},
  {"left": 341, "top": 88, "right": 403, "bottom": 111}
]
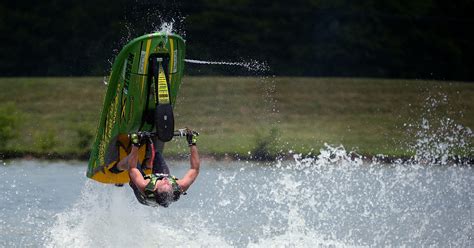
[
  {"left": 34, "top": 130, "right": 58, "bottom": 153},
  {"left": 76, "top": 126, "right": 94, "bottom": 153},
  {"left": 251, "top": 127, "right": 280, "bottom": 160},
  {"left": 0, "top": 1, "right": 473, "bottom": 80},
  {"left": 0, "top": 103, "right": 20, "bottom": 150},
  {"left": 0, "top": 77, "right": 473, "bottom": 158}
]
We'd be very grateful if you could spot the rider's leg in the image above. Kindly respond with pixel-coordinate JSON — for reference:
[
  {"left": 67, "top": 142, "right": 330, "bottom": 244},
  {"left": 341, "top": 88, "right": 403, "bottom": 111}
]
[{"left": 152, "top": 138, "right": 170, "bottom": 174}]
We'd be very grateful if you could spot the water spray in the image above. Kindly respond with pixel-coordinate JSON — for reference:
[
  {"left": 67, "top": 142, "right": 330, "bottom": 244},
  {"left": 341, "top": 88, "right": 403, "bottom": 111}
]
[{"left": 185, "top": 59, "right": 270, "bottom": 72}]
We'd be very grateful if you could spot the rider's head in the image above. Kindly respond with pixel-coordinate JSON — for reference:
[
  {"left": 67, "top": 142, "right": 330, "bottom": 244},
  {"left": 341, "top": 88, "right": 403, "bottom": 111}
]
[{"left": 153, "top": 178, "right": 174, "bottom": 207}]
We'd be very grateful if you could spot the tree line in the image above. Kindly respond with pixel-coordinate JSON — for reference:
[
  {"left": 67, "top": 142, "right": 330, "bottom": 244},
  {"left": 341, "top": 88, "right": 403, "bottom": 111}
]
[{"left": 1, "top": 0, "right": 473, "bottom": 80}]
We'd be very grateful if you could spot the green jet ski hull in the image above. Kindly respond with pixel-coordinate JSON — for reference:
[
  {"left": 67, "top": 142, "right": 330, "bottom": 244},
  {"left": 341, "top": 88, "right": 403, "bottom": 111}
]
[{"left": 87, "top": 33, "right": 185, "bottom": 184}]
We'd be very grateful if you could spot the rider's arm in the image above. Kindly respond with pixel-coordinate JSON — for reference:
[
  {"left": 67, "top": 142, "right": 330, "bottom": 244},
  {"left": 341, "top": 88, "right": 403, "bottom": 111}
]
[
  {"left": 177, "top": 145, "right": 200, "bottom": 192},
  {"left": 128, "top": 146, "right": 148, "bottom": 192}
]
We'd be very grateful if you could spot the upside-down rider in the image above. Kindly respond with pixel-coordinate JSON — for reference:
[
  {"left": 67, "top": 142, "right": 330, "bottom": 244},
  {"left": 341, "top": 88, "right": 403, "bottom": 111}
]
[{"left": 115, "top": 129, "right": 200, "bottom": 207}]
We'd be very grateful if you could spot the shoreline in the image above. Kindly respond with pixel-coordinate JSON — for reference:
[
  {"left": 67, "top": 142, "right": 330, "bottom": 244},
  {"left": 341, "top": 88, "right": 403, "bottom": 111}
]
[{"left": 1, "top": 151, "right": 472, "bottom": 166}]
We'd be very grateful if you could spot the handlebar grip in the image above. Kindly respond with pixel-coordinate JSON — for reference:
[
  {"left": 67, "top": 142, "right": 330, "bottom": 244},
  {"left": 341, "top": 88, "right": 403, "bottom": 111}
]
[
  {"left": 174, "top": 129, "right": 187, "bottom": 137},
  {"left": 133, "top": 129, "right": 198, "bottom": 138}
]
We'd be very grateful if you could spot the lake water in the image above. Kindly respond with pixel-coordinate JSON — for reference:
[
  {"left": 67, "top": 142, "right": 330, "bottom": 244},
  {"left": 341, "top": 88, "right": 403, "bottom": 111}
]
[{"left": 0, "top": 151, "right": 472, "bottom": 247}]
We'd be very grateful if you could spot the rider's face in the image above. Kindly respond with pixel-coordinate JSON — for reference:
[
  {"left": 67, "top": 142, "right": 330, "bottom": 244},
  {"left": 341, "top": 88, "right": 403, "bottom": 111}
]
[{"left": 155, "top": 178, "right": 172, "bottom": 193}]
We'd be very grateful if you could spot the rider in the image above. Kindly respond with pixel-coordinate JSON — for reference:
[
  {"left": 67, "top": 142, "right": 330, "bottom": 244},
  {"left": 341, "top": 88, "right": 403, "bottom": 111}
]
[{"left": 115, "top": 129, "right": 200, "bottom": 207}]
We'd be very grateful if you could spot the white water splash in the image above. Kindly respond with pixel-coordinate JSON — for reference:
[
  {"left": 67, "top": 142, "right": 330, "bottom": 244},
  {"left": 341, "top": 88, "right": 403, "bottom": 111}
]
[
  {"left": 155, "top": 21, "right": 174, "bottom": 34},
  {"left": 46, "top": 181, "right": 231, "bottom": 248},
  {"left": 406, "top": 93, "right": 473, "bottom": 165},
  {"left": 152, "top": 20, "right": 182, "bottom": 36},
  {"left": 185, "top": 59, "right": 270, "bottom": 72},
  {"left": 412, "top": 117, "right": 472, "bottom": 165},
  {"left": 28, "top": 139, "right": 471, "bottom": 247},
  {"left": 260, "top": 145, "right": 472, "bottom": 247}
]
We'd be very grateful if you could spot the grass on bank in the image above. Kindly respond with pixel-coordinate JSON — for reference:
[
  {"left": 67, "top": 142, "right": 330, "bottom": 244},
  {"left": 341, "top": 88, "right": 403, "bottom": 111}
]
[{"left": 0, "top": 77, "right": 473, "bottom": 159}]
